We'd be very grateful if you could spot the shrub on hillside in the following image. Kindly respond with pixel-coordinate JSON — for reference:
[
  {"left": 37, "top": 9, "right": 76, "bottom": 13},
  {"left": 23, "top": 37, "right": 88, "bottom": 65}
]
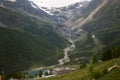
[{"left": 79, "top": 63, "right": 87, "bottom": 69}]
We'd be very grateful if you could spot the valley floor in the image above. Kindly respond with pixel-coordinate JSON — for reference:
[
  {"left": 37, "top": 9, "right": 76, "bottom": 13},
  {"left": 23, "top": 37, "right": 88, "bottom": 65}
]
[{"left": 39, "top": 57, "right": 120, "bottom": 80}]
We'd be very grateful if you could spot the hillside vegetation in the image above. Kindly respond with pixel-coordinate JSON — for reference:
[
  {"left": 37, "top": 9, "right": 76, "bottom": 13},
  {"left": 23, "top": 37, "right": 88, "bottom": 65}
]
[
  {"left": 41, "top": 56, "right": 120, "bottom": 80},
  {"left": 0, "top": 7, "right": 67, "bottom": 73},
  {"left": 68, "top": 0, "right": 120, "bottom": 64},
  {"left": 82, "top": 0, "right": 120, "bottom": 51}
]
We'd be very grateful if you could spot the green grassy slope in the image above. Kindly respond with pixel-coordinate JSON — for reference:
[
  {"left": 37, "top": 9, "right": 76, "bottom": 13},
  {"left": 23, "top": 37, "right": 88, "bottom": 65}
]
[
  {"left": 98, "top": 68, "right": 120, "bottom": 80},
  {"left": 41, "top": 57, "right": 120, "bottom": 80},
  {"left": 83, "top": 0, "right": 120, "bottom": 50},
  {"left": 0, "top": 7, "right": 68, "bottom": 73}
]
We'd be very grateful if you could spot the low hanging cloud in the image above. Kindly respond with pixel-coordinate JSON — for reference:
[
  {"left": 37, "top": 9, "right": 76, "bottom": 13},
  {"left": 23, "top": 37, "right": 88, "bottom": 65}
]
[{"left": 30, "top": 0, "right": 91, "bottom": 8}]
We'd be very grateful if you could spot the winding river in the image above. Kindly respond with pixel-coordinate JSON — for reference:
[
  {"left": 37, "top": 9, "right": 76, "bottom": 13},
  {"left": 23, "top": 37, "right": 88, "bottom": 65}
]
[{"left": 58, "top": 39, "right": 75, "bottom": 65}]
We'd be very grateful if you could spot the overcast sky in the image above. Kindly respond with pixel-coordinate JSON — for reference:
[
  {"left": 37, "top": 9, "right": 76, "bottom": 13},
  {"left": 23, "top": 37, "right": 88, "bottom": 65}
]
[{"left": 30, "top": 0, "right": 91, "bottom": 8}]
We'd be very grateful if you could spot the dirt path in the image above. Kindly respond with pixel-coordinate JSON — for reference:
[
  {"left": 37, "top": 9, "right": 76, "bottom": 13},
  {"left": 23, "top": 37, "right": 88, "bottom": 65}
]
[{"left": 76, "top": 0, "right": 108, "bottom": 28}]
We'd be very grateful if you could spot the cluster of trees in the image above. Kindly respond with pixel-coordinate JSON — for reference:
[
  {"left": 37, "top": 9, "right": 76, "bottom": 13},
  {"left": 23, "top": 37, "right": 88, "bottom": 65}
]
[
  {"left": 101, "top": 46, "right": 120, "bottom": 61},
  {"left": 0, "top": 72, "right": 25, "bottom": 80},
  {"left": 90, "top": 46, "right": 120, "bottom": 63}
]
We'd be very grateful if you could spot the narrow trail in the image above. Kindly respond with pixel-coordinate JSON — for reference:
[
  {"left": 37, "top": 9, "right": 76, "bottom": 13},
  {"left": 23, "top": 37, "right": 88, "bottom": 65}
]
[
  {"left": 76, "top": 0, "right": 108, "bottom": 28},
  {"left": 58, "top": 39, "right": 75, "bottom": 65}
]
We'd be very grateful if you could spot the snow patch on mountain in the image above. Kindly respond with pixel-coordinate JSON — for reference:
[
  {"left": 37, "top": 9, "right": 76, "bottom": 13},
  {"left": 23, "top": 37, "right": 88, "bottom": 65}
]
[
  {"left": 39, "top": 7, "right": 54, "bottom": 15},
  {"left": 76, "top": 5, "right": 83, "bottom": 9},
  {"left": 28, "top": 0, "right": 91, "bottom": 22},
  {"left": 30, "top": 3, "right": 38, "bottom": 9},
  {"left": 39, "top": 1, "right": 86, "bottom": 16},
  {"left": 28, "top": 0, "right": 39, "bottom": 9}
]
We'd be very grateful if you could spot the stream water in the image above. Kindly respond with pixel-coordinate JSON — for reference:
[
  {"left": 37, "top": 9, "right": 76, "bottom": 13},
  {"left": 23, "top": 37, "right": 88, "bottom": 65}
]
[{"left": 58, "top": 39, "right": 75, "bottom": 65}]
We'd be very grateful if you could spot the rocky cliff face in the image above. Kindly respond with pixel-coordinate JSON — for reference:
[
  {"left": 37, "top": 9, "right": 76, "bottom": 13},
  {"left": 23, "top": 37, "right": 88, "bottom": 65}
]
[{"left": 39, "top": 1, "right": 90, "bottom": 23}]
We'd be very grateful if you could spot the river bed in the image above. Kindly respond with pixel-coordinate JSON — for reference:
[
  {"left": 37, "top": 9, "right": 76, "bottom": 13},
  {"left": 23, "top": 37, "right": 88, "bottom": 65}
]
[{"left": 58, "top": 39, "right": 75, "bottom": 65}]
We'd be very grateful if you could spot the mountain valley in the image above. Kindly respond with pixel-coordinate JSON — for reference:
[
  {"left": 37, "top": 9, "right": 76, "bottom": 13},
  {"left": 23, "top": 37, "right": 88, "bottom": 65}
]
[{"left": 0, "top": 0, "right": 120, "bottom": 80}]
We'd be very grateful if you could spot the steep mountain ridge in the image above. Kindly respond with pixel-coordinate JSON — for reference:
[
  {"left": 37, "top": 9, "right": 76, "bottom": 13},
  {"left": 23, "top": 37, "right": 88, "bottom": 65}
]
[
  {"left": 0, "top": 0, "right": 56, "bottom": 22},
  {"left": 39, "top": 1, "right": 90, "bottom": 23},
  {"left": 75, "top": 0, "right": 108, "bottom": 28},
  {"left": 0, "top": 6, "right": 68, "bottom": 73}
]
